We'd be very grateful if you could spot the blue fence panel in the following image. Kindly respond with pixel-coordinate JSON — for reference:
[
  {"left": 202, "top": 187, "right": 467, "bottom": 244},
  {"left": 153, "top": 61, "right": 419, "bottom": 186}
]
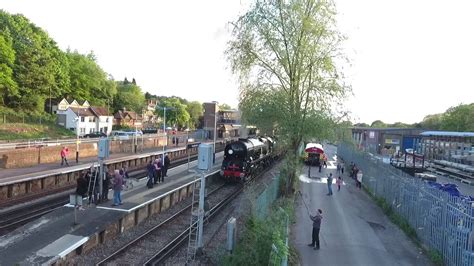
[{"left": 338, "top": 144, "right": 474, "bottom": 266}]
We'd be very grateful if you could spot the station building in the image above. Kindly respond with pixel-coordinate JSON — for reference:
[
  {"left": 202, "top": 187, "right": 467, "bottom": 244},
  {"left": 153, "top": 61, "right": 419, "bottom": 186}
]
[
  {"left": 351, "top": 127, "right": 424, "bottom": 155},
  {"left": 202, "top": 102, "right": 241, "bottom": 139}
]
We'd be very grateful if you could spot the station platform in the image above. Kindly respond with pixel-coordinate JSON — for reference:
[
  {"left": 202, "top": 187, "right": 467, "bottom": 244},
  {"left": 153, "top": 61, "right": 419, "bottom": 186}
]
[
  {"left": 0, "top": 144, "right": 188, "bottom": 181},
  {"left": 0, "top": 152, "right": 224, "bottom": 265}
]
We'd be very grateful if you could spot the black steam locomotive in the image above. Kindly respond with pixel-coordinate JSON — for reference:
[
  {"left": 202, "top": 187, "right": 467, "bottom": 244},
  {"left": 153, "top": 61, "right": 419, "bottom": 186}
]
[{"left": 220, "top": 136, "right": 277, "bottom": 182}]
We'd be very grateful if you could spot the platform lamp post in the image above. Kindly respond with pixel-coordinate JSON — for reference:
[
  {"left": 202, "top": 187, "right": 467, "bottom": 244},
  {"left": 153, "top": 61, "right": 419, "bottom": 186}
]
[
  {"left": 75, "top": 109, "right": 81, "bottom": 163},
  {"left": 157, "top": 106, "right": 175, "bottom": 154},
  {"left": 212, "top": 101, "right": 218, "bottom": 164}
]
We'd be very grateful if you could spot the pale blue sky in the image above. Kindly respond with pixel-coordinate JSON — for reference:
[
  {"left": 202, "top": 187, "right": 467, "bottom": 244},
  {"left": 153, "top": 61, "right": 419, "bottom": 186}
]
[{"left": 1, "top": 0, "right": 473, "bottom": 124}]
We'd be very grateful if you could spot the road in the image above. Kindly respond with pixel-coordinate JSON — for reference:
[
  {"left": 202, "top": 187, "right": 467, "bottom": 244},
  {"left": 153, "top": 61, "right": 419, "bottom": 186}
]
[{"left": 291, "top": 144, "right": 433, "bottom": 266}]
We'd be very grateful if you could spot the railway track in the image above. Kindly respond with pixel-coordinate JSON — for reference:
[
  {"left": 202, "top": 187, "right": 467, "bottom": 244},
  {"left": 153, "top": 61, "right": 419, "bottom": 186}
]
[
  {"left": 96, "top": 182, "right": 239, "bottom": 265},
  {"left": 96, "top": 159, "right": 278, "bottom": 266}
]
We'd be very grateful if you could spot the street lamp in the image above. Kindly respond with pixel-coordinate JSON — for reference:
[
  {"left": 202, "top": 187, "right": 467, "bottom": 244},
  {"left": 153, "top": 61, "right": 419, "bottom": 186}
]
[{"left": 75, "top": 108, "right": 81, "bottom": 163}]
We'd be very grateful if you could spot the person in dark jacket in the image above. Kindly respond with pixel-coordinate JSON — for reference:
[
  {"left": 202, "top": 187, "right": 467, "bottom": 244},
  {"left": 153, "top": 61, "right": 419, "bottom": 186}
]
[
  {"left": 308, "top": 209, "right": 323, "bottom": 249},
  {"left": 163, "top": 154, "right": 171, "bottom": 177},
  {"left": 146, "top": 161, "right": 155, "bottom": 188},
  {"left": 101, "top": 168, "right": 111, "bottom": 201},
  {"left": 112, "top": 170, "right": 124, "bottom": 206},
  {"left": 76, "top": 172, "right": 88, "bottom": 210}
]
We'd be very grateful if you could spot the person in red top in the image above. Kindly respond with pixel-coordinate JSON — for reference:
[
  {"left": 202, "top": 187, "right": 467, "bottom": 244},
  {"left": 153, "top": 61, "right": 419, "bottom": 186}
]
[{"left": 60, "top": 147, "right": 69, "bottom": 166}]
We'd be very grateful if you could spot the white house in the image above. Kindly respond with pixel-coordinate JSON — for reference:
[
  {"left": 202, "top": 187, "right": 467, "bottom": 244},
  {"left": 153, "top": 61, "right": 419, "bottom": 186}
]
[{"left": 57, "top": 105, "right": 113, "bottom": 136}]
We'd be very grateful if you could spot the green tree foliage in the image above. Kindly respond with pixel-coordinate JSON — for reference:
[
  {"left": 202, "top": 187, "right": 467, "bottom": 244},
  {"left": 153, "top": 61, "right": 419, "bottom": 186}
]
[
  {"left": 227, "top": 0, "right": 348, "bottom": 193},
  {"left": 0, "top": 11, "right": 71, "bottom": 111},
  {"left": 219, "top": 103, "right": 232, "bottom": 110},
  {"left": 66, "top": 50, "right": 116, "bottom": 106},
  {"left": 420, "top": 114, "right": 442, "bottom": 130},
  {"left": 113, "top": 80, "right": 145, "bottom": 113},
  {"left": 155, "top": 97, "right": 190, "bottom": 128},
  {"left": 370, "top": 120, "right": 387, "bottom": 128},
  {"left": 441, "top": 103, "right": 474, "bottom": 132},
  {"left": 186, "top": 101, "right": 203, "bottom": 129},
  {"left": 0, "top": 30, "right": 18, "bottom": 105}
]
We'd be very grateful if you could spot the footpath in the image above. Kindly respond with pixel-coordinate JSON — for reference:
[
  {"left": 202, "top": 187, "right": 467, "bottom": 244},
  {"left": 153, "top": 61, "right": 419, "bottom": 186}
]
[{"left": 291, "top": 145, "right": 433, "bottom": 266}]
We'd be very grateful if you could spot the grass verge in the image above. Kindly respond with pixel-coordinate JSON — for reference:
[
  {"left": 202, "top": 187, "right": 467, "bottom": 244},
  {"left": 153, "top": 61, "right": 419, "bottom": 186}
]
[{"left": 0, "top": 123, "right": 75, "bottom": 140}]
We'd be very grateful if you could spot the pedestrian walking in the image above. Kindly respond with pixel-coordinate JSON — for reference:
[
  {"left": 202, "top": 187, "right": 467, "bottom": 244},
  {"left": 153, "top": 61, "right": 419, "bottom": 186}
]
[
  {"left": 60, "top": 147, "right": 69, "bottom": 166},
  {"left": 336, "top": 163, "right": 341, "bottom": 174},
  {"left": 356, "top": 170, "right": 363, "bottom": 189},
  {"left": 75, "top": 172, "right": 88, "bottom": 210},
  {"left": 146, "top": 161, "right": 155, "bottom": 188},
  {"left": 308, "top": 209, "right": 323, "bottom": 250},
  {"left": 318, "top": 163, "right": 322, "bottom": 173},
  {"left": 112, "top": 169, "right": 124, "bottom": 206},
  {"left": 336, "top": 176, "right": 343, "bottom": 191},
  {"left": 326, "top": 173, "right": 333, "bottom": 195},
  {"left": 341, "top": 165, "right": 344, "bottom": 174},
  {"left": 163, "top": 153, "right": 170, "bottom": 177}
]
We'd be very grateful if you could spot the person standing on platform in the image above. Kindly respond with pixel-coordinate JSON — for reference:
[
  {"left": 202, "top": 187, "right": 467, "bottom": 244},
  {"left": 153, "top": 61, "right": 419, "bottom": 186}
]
[
  {"left": 341, "top": 165, "right": 344, "bottom": 175},
  {"left": 75, "top": 172, "right": 88, "bottom": 210},
  {"left": 308, "top": 209, "right": 323, "bottom": 250},
  {"left": 146, "top": 161, "right": 155, "bottom": 188},
  {"left": 112, "top": 169, "right": 124, "bottom": 206},
  {"left": 163, "top": 153, "right": 170, "bottom": 177},
  {"left": 336, "top": 163, "right": 341, "bottom": 174},
  {"left": 175, "top": 137, "right": 179, "bottom": 147},
  {"left": 60, "top": 147, "right": 69, "bottom": 166},
  {"left": 155, "top": 158, "right": 163, "bottom": 183},
  {"left": 101, "top": 168, "right": 111, "bottom": 201},
  {"left": 326, "top": 173, "right": 333, "bottom": 195}
]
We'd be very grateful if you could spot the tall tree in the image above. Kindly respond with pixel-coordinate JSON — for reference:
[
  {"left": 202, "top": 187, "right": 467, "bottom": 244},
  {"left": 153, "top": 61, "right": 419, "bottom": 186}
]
[
  {"left": 227, "top": 0, "right": 348, "bottom": 193},
  {"left": 441, "top": 103, "right": 474, "bottom": 132},
  {"left": 66, "top": 50, "right": 115, "bottom": 106},
  {"left": 0, "top": 30, "right": 18, "bottom": 105},
  {"left": 113, "top": 81, "right": 145, "bottom": 113},
  {"left": 370, "top": 120, "right": 386, "bottom": 128},
  {"left": 155, "top": 97, "right": 190, "bottom": 129},
  {"left": 186, "top": 101, "right": 204, "bottom": 129},
  {"left": 219, "top": 103, "right": 232, "bottom": 110}
]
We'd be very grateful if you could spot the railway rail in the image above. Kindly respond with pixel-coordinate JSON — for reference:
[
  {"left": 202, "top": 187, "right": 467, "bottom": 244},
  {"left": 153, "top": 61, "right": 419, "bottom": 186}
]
[
  {"left": 96, "top": 182, "right": 238, "bottom": 265},
  {"left": 0, "top": 152, "right": 205, "bottom": 235}
]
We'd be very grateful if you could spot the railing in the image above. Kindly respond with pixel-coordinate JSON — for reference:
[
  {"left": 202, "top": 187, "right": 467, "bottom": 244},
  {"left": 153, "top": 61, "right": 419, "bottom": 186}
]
[{"left": 338, "top": 143, "right": 474, "bottom": 266}]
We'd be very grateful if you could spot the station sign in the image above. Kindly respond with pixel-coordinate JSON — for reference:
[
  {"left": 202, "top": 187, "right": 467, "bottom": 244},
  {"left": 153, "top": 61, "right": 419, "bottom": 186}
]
[{"left": 187, "top": 142, "right": 201, "bottom": 149}]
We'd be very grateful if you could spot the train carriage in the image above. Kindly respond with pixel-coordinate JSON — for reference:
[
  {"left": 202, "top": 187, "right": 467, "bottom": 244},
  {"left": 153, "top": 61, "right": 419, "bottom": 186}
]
[{"left": 304, "top": 143, "right": 324, "bottom": 166}]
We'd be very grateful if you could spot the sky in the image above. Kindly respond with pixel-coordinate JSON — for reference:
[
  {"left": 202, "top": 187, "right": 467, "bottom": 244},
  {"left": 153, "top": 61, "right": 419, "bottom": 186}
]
[{"left": 1, "top": 0, "right": 473, "bottom": 124}]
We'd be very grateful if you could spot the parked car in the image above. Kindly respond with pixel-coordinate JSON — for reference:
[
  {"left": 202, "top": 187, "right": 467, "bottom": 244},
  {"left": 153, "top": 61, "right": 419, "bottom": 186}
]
[
  {"left": 83, "top": 132, "right": 107, "bottom": 138},
  {"left": 111, "top": 131, "right": 130, "bottom": 140}
]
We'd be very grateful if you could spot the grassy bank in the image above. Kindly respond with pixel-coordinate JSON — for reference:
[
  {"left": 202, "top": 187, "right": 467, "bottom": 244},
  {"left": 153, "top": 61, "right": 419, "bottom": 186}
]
[
  {"left": 222, "top": 197, "right": 298, "bottom": 265},
  {"left": 0, "top": 123, "right": 75, "bottom": 141}
]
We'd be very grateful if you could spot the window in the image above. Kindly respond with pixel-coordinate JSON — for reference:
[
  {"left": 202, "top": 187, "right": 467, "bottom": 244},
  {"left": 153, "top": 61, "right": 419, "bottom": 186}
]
[
  {"left": 81, "top": 117, "right": 85, "bottom": 122},
  {"left": 106, "top": 118, "right": 109, "bottom": 122},
  {"left": 80, "top": 128, "right": 86, "bottom": 134},
  {"left": 90, "top": 128, "right": 94, "bottom": 133}
]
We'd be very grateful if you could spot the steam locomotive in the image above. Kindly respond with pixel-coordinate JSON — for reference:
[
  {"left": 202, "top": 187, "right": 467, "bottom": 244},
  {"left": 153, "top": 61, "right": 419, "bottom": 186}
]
[{"left": 220, "top": 136, "right": 277, "bottom": 182}]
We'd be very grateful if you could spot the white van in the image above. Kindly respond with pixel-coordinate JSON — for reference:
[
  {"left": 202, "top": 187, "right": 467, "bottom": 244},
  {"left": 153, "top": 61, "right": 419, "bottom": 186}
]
[{"left": 111, "top": 131, "right": 130, "bottom": 140}]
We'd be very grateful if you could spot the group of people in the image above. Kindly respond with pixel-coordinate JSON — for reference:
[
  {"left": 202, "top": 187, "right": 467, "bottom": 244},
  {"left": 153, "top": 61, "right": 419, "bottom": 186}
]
[
  {"left": 349, "top": 162, "right": 363, "bottom": 189},
  {"left": 146, "top": 154, "right": 171, "bottom": 188},
  {"left": 75, "top": 165, "right": 132, "bottom": 209}
]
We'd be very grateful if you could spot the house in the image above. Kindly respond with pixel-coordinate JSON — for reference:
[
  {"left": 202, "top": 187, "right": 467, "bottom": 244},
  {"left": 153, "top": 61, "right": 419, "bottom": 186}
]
[
  {"left": 55, "top": 99, "right": 113, "bottom": 136},
  {"left": 142, "top": 99, "right": 159, "bottom": 128},
  {"left": 113, "top": 108, "right": 143, "bottom": 129}
]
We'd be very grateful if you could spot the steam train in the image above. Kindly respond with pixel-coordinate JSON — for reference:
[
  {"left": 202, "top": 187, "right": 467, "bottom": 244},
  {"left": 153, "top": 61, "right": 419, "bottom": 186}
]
[{"left": 220, "top": 136, "right": 277, "bottom": 182}]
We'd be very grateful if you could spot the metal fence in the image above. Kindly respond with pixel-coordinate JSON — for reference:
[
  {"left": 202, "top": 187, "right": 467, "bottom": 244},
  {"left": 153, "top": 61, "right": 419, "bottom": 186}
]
[{"left": 338, "top": 143, "right": 474, "bottom": 266}]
